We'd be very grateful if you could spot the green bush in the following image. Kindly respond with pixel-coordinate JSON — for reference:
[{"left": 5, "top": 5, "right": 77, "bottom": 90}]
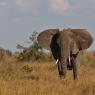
[{"left": 18, "top": 50, "right": 53, "bottom": 62}]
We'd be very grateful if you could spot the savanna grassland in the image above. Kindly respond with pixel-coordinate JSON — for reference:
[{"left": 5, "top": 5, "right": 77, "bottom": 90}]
[{"left": 0, "top": 52, "right": 95, "bottom": 95}]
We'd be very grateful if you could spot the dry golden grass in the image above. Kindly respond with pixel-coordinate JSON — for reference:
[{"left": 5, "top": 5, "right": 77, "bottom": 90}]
[{"left": 0, "top": 53, "right": 95, "bottom": 95}]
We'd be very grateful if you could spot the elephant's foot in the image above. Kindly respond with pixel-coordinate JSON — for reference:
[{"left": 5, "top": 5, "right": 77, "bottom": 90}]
[
  {"left": 59, "top": 75, "right": 66, "bottom": 79},
  {"left": 59, "top": 73, "right": 66, "bottom": 79},
  {"left": 74, "top": 76, "right": 78, "bottom": 80},
  {"left": 59, "top": 70, "right": 66, "bottom": 79},
  {"left": 59, "top": 71, "right": 66, "bottom": 76},
  {"left": 67, "top": 65, "right": 72, "bottom": 70}
]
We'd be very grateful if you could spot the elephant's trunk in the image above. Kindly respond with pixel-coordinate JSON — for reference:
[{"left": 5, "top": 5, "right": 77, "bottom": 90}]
[{"left": 58, "top": 34, "right": 70, "bottom": 77}]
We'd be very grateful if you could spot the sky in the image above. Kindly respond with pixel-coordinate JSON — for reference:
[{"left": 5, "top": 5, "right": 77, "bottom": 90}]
[{"left": 0, "top": 0, "right": 95, "bottom": 51}]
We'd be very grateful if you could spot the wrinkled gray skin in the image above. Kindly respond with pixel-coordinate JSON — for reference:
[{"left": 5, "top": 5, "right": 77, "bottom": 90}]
[{"left": 37, "top": 28, "right": 93, "bottom": 80}]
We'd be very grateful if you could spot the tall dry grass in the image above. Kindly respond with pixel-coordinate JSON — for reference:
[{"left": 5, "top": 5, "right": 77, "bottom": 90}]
[{"left": 0, "top": 52, "right": 95, "bottom": 95}]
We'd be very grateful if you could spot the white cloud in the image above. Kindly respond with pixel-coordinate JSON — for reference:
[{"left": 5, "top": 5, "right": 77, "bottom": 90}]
[
  {"left": 16, "top": 0, "right": 78, "bottom": 15},
  {"left": 48, "top": 0, "right": 83, "bottom": 14},
  {"left": 49, "top": 0, "right": 71, "bottom": 13},
  {"left": 0, "top": 1, "right": 8, "bottom": 6}
]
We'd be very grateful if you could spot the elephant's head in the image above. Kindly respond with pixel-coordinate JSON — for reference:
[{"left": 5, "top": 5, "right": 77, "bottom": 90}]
[{"left": 37, "top": 28, "right": 93, "bottom": 79}]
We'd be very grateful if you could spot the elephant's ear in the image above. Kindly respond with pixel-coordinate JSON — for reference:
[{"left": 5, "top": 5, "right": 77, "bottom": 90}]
[
  {"left": 37, "top": 29, "right": 59, "bottom": 50},
  {"left": 71, "top": 29, "right": 93, "bottom": 50}
]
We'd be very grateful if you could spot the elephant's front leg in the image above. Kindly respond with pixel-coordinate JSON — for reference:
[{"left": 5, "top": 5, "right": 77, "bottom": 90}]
[{"left": 71, "top": 56, "right": 78, "bottom": 80}]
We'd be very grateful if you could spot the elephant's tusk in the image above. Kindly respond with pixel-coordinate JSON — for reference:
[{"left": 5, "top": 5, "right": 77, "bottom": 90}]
[{"left": 55, "top": 59, "right": 59, "bottom": 64}]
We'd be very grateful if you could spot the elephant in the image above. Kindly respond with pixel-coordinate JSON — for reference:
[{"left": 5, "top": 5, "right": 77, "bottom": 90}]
[{"left": 37, "top": 28, "right": 93, "bottom": 80}]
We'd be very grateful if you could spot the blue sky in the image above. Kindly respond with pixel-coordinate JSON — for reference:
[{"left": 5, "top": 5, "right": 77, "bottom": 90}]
[{"left": 0, "top": 0, "right": 95, "bottom": 51}]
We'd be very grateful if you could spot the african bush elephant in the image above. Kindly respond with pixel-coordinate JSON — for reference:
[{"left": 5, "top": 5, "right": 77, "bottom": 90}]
[{"left": 37, "top": 28, "right": 93, "bottom": 80}]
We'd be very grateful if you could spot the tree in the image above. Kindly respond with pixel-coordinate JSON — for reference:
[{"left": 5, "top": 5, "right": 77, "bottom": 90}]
[
  {"left": 16, "top": 44, "right": 27, "bottom": 52},
  {"left": 29, "top": 31, "right": 41, "bottom": 51},
  {"left": 17, "top": 31, "right": 52, "bottom": 62},
  {"left": 17, "top": 31, "right": 40, "bottom": 61}
]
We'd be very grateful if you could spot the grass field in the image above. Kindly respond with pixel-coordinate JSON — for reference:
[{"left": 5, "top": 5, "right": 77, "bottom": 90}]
[{"left": 0, "top": 53, "right": 95, "bottom": 95}]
